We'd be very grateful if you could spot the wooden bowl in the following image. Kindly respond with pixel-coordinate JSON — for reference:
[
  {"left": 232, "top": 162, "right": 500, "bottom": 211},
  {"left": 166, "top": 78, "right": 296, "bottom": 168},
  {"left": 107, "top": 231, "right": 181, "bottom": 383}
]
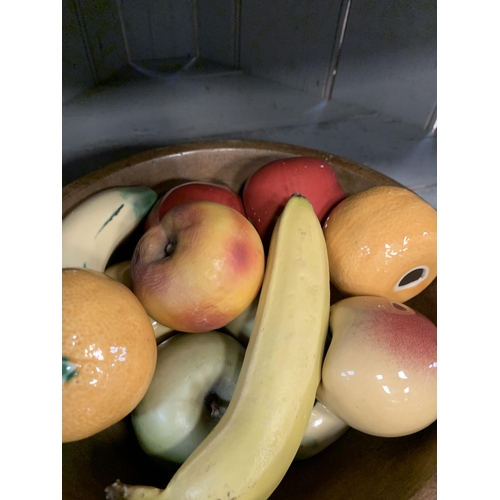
[{"left": 62, "top": 140, "right": 437, "bottom": 500}]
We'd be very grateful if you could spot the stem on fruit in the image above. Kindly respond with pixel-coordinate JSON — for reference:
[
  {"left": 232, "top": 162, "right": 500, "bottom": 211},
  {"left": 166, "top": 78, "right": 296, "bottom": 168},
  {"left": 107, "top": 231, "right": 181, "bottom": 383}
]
[
  {"left": 105, "top": 480, "right": 163, "bottom": 499},
  {"left": 62, "top": 356, "right": 78, "bottom": 383},
  {"left": 204, "top": 391, "right": 229, "bottom": 420},
  {"left": 164, "top": 240, "right": 177, "bottom": 258},
  {"left": 210, "top": 400, "right": 221, "bottom": 418}
]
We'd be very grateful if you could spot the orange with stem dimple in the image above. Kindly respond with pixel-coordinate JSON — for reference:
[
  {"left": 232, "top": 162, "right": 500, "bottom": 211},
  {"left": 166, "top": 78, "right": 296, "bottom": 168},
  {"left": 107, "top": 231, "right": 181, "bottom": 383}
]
[
  {"left": 323, "top": 186, "right": 437, "bottom": 303},
  {"left": 62, "top": 268, "right": 157, "bottom": 443}
]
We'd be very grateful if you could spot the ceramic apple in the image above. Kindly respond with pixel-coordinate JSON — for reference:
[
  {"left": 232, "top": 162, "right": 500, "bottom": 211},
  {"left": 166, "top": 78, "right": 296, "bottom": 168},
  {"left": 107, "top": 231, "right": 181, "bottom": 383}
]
[
  {"left": 131, "top": 331, "right": 245, "bottom": 464},
  {"left": 242, "top": 156, "right": 346, "bottom": 246},
  {"left": 223, "top": 293, "right": 259, "bottom": 347},
  {"left": 295, "top": 400, "right": 349, "bottom": 461},
  {"left": 130, "top": 200, "right": 265, "bottom": 333},
  {"left": 131, "top": 331, "right": 348, "bottom": 465},
  {"left": 144, "top": 181, "right": 246, "bottom": 231},
  {"left": 317, "top": 296, "right": 437, "bottom": 437}
]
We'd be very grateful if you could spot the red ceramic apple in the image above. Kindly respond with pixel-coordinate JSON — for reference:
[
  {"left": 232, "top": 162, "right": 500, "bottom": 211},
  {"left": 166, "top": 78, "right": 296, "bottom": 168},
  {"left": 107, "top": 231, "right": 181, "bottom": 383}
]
[
  {"left": 242, "top": 156, "right": 346, "bottom": 246},
  {"left": 145, "top": 181, "right": 246, "bottom": 231}
]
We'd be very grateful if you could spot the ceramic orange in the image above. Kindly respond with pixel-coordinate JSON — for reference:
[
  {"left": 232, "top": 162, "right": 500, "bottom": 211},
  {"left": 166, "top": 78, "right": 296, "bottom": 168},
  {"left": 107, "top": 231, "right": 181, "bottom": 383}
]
[
  {"left": 62, "top": 268, "right": 157, "bottom": 443},
  {"left": 323, "top": 186, "right": 436, "bottom": 302}
]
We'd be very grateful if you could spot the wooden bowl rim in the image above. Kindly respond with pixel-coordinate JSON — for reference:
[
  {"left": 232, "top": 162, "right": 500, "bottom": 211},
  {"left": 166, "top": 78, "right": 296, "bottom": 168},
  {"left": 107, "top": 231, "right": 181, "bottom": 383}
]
[{"left": 62, "top": 139, "right": 403, "bottom": 199}]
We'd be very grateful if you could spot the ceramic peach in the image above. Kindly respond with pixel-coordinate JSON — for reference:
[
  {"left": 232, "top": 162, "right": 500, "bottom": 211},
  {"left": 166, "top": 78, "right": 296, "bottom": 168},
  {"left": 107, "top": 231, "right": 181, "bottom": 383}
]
[
  {"left": 130, "top": 200, "right": 265, "bottom": 333},
  {"left": 317, "top": 296, "right": 437, "bottom": 437},
  {"left": 242, "top": 156, "right": 346, "bottom": 247},
  {"left": 323, "top": 186, "right": 437, "bottom": 303},
  {"left": 144, "top": 181, "right": 245, "bottom": 231}
]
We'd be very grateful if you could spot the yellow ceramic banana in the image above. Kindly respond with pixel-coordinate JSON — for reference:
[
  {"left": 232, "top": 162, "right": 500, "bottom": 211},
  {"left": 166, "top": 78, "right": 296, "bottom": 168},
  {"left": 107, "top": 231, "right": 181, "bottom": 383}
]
[
  {"left": 62, "top": 186, "right": 158, "bottom": 272},
  {"left": 105, "top": 193, "right": 330, "bottom": 500}
]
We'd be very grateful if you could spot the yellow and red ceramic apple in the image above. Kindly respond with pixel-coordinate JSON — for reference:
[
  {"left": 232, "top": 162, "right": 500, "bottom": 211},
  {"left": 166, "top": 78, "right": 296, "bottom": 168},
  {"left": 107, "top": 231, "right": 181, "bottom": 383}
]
[
  {"left": 323, "top": 186, "right": 437, "bottom": 303},
  {"left": 130, "top": 200, "right": 265, "bottom": 333},
  {"left": 145, "top": 181, "right": 245, "bottom": 231},
  {"left": 242, "top": 156, "right": 346, "bottom": 247},
  {"left": 317, "top": 296, "right": 437, "bottom": 438}
]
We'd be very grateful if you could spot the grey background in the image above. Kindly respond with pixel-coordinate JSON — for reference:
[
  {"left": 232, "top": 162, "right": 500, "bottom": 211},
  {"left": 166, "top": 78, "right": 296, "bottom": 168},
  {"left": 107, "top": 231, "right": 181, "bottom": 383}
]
[{"left": 62, "top": 0, "right": 437, "bottom": 206}]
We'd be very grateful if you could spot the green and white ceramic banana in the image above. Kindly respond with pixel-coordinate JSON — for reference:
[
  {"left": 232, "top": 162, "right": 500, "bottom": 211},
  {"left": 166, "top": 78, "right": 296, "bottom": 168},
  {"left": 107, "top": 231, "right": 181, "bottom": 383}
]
[{"left": 62, "top": 186, "right": 158, "bottom": 272}]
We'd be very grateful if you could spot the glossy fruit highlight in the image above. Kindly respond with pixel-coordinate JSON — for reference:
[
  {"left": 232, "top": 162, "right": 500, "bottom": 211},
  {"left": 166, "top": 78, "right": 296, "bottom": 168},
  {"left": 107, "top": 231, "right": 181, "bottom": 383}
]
[{"left": 62, "top": 268, "right": 157, "bottom": 443}]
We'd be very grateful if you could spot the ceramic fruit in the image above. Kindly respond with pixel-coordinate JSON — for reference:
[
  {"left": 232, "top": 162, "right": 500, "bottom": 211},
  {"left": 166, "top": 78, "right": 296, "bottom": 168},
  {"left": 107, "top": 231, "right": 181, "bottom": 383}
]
[
  {"left": 316, "top": 296, "right": 437, "bottom": 437},
  {"left": 132, "top": 330, "right": 348, "bottom": 466},
  {"left": 144, "top": 181, "right": 245, "bottom": 231},
  {"left": 295, "top": 401, "right": 349, "bottom": 461},
  {"left": 222, "top": 293, "right": 350, "bottom": 460},
  {"left": 62, "top": 186, "right": 158, "bottom": 272},
  {"left": 223, "top": 294, "right": 259, "bottom": 347},
  {"left": 106, "top": 193, "right": 330, "bottom": 500},
  {"left": 130, "top": 200, "right": 265, "bottom": 333},
  {"left": 62, "top": 268, "right": 157, "bottom": 443},
  {"left": 131, "top": 331, "right": 246, "bottom": 465},
  {"left": 323, "top": 185, "right": 437, "bottom": 303},
  {"left": 104, "top": 259, "right": 134, "bottom": 289},
  {"left": 104, "top": 260, "right": 175, "bottom": 343},
  {"left": 242, "top": 156, "right": 346, "bottom": 247}
]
